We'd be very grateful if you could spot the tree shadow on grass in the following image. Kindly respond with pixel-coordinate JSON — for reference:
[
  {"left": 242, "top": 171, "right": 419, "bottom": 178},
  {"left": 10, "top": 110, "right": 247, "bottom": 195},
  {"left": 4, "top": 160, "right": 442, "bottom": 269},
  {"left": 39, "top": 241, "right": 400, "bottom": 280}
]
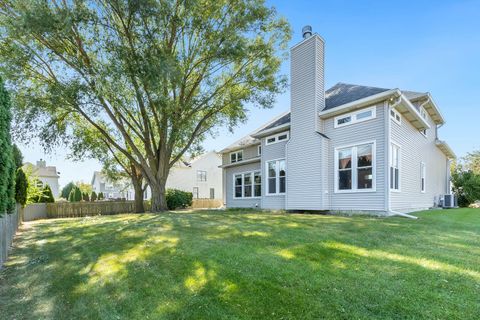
[{"left": 0, "top": 211, "right": 479, "bottom": 319}]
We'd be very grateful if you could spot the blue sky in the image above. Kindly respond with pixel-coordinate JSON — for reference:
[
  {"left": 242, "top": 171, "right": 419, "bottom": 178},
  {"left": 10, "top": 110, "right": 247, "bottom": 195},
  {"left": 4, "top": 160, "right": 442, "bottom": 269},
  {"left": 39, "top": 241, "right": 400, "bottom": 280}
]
[{"left": 18, "top": 0, "right": 480, "bottom": 187}]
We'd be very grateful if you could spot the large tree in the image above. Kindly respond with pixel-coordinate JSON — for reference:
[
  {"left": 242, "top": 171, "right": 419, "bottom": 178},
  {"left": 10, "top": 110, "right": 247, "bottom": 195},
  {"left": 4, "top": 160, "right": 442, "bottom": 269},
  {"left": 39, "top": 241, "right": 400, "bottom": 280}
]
[
  {"left": 0, "top": 0, "right": 290, "bottom": 211},
  {"left": 0, "top": 76, "right": 15, "bottom": 213}
]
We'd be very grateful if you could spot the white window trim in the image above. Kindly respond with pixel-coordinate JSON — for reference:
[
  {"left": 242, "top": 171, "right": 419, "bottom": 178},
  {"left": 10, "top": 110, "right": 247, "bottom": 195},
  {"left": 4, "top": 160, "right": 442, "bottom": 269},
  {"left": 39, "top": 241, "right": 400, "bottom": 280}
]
[
  {"left": 257, "top": 145, "right": 262, "bottom": 156},
  {"left": 390, "top": 108, "right": 402, "bottom": 125},
  {"left": 389, "top": 141, "right": 401, "bottom": 192},
  {"left": 230, "top": 150, "right": 243, "bottom": 163},
  {"left": 196, "top": 170, "right": 207, "bottom": 182},
  {"left": 233, "top": 171, "right": 261, "bottom": 199},
  {"left": 334, "top": 140, "right": 376, "bottom": 193},
  {"left": 419, "top": 107, "right": 428, "bottom": 138},
  {"left": 265, "top": 131, "right": 290, "bottom": 146},
  {"left": 265, "top": 158, "right": 286, "bottom": 196},
  {"left": 334, "top": 106, "right": 377, "bottom": 129},
  {"left": 421, "top": 162, "right": 426, "bottom": 193}
]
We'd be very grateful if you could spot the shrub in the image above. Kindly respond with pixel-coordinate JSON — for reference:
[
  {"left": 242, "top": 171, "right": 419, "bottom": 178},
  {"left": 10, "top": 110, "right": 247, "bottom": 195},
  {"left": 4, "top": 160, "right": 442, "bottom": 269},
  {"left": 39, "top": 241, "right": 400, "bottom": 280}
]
[
  {"left": 39, "top": 185, "right": 55, "bottom": 203},
  {"left": 91, "top": 191, "right": 97, "bottom": 202},
  {"left": 61, "top": 182, "right": 76, "bottom": 199},
  {"left": 68, "top": 186, "right": 83, "bottom": 202},
  {"left": 451, "top": 170, "right": 480, "bottom": 207},
  {"left": 82, "top": 192, "right": 90, "bottom": 202},
  {"left": 15, "top": 168, "right": 28, "bottom": 206},
  {"left": 166, "top": 189, "right": 193, "bottom": 210},
  {"left": 98, "top": 192, "right": 104, "bottom": 200}
]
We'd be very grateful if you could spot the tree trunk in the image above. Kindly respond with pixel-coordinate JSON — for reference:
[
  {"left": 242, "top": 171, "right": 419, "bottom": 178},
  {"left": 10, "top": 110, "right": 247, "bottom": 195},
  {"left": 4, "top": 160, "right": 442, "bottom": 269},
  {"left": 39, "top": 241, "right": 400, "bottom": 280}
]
[
  {"left": 132, "top": 177, "right": 145, "bottom": 213},
  {"left": 150, "top": 180, "right": 168, "bottom": 212}
]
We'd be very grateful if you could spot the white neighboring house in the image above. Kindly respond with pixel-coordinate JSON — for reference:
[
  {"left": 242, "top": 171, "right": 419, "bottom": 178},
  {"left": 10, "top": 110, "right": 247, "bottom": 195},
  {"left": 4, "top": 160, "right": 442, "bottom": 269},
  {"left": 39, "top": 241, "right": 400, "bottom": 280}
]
[
  {"left": 166, "top": 151, "right": 223, "bottom": 199},
  {"left": 91, "top": 151, "right": 223, "bottom": 200},
  {"left": 91, "top": 171, "right": 136, "bottom": 200},
  {"left": 23, "top": 159, "right": 61, "bottom": 197}
]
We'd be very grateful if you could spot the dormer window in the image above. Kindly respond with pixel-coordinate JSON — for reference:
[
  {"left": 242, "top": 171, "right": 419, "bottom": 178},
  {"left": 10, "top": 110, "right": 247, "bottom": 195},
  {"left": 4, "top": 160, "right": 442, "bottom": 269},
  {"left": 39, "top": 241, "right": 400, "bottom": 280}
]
[{"left": 230, "top": 150, "right": 243, "bottom": 163}]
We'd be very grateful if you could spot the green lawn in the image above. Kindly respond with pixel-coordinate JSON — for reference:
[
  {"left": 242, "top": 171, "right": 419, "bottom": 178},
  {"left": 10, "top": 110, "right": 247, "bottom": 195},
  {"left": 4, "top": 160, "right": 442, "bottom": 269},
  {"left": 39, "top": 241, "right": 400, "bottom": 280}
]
[{"left": 0, "top": 209, "right": 479, "bottom": 319}]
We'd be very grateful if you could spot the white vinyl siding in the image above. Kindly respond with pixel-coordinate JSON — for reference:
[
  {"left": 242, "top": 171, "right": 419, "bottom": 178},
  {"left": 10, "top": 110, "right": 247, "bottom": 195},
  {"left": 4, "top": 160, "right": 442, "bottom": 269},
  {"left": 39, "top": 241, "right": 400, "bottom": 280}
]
[
  {"left": 390, "top": 104, "right": 448, "bottom": 212},
  {"left": 334, "top": 106, "right": 376, "bottom": 128},
  {"left": 326, "top": 104, "right": 386, "bottom": 212}
]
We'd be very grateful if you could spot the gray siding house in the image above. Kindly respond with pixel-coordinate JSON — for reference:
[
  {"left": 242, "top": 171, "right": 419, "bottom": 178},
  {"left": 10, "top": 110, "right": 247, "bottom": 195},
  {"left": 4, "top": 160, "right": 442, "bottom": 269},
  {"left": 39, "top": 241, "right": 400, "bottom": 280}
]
[{"left": 220, "top": 27, "right": 455, "bottom": 215}]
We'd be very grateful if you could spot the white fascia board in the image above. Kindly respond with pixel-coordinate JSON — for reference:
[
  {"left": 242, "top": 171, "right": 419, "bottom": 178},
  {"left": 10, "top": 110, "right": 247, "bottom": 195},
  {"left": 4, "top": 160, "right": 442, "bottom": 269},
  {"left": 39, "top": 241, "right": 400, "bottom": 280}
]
[
  {"left": 319, "top": 89, "right": 400, "bottom": 118},
  {"left": 436, "top": 139, "right": 456, "bottom": 159},
  {"left": 426, "top": 93, "right": 446, "bottom": 125},
  {"left": 400, "top": 94, "right": 431, "bottom": 129},
  {"left": 219, "top": 157, "right": 261, "bottom": 169}
]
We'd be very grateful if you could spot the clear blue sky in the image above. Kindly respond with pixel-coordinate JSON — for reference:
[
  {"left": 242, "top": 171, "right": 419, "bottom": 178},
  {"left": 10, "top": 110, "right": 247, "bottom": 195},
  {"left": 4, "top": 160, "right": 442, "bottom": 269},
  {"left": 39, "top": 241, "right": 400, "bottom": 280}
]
[{"left": 17, "top": 0, "right": 480, "bottom": 188}]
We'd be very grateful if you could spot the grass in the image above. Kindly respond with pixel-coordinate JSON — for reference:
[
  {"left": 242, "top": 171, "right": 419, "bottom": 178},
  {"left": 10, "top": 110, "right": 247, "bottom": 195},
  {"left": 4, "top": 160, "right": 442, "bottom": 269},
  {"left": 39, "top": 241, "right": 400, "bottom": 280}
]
[{"left": 0, "top": 208, "right": 479, "bottom": 319}]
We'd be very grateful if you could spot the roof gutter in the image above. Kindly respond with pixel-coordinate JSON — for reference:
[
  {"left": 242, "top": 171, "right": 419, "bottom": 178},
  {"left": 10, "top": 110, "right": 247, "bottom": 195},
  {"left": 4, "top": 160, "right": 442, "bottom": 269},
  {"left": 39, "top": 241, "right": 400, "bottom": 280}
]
[{"left": 251, "top": 123, "right": 291, "bottom": 138}]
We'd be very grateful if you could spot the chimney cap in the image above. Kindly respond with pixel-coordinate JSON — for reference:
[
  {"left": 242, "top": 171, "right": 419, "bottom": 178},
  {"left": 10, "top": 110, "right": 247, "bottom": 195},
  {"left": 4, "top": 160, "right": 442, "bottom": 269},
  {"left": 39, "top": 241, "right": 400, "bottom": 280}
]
[{"left": 302, "top": 25, "right": 312, "bottom": 39}]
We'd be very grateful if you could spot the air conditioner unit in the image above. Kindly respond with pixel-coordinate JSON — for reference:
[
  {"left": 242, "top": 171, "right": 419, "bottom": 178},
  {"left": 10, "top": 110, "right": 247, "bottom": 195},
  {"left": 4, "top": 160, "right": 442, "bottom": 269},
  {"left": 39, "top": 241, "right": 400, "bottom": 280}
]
[{"left": 443, "top": 194, "right": 457, "bottom": 208}]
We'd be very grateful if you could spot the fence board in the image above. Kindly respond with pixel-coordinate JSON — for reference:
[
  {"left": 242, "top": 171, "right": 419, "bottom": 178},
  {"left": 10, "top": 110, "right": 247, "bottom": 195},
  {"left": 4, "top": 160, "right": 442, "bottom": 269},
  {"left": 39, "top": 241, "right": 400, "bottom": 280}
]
[
  {"left": 46, "top": 201, "right": 150, "bottom": 218},
  {"left": 0, "top": 206, "right": 21, "bottom": 269},
  {"left": 191, "top": 199, "right": 223, "bottom": 209}
]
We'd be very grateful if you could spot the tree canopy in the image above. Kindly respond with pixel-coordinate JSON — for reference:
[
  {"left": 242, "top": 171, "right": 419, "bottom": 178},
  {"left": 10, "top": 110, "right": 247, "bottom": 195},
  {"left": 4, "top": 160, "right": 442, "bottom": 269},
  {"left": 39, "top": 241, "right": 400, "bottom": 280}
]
[{"left": 0, "top": 0, "right": 290, "bottom": 211}]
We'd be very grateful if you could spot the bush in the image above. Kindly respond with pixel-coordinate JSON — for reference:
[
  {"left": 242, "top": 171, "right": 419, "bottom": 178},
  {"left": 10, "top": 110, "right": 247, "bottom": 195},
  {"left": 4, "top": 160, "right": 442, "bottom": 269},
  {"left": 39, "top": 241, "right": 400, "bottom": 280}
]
[
  {"left": 451, "top": 170, "right": 480, "bottom": 207},
  {"left": 82, "top": 192, "right": 90, "bottom": 202},
  {"left": 166, "top": 189, "right": 193, "bottom": 210},
  {"left": 61, "top": 182, "right": 76, "bottom": 199},
  {"left": 39, "top": 184, "right": 55, "bottom": 203},
  {"left": 68, "top": 186, "right": 82, "bottom": 202},
  {"left": 15, "top": 168, "right": 28, "bottom": 206},
  {"left": 98, "top": 192, "right": 104, "bottom": 200},
  {"left": 91, "top": 191, "right": 97, "bottom": 202}
]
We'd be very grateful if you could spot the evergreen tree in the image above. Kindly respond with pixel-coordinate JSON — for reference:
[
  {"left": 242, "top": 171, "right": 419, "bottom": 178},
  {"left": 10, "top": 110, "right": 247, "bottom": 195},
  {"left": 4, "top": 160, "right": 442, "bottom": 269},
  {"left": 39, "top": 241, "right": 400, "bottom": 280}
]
[
  {"left": 0, "top": 76, "right": 15, "bottom": 213},
  {"left": 40, "top": 185, "right": 55, "bottom": 203},
  {"left": 12, "top": 144, "right": 23, "bottom": 169},
  {"left": 15, "top": 168, "right": 28, "bottom": 206},
  {"left": 98, "top": 192, "right": 104, "bottom": 201},
  {"left": 90, "top": 191, "right": 97, "bottom": 202},
  {"left": 74, "top": 186, "right": 82, "bottom": 202},
  {"left": 61, "top": 182, "right": 76, "bottom": 199},
  {"left": 82, "top": 192, "right": 90, "bottom": 202},
  {"left": 68, "top": 188, "right": 76, "bottom": 202}
]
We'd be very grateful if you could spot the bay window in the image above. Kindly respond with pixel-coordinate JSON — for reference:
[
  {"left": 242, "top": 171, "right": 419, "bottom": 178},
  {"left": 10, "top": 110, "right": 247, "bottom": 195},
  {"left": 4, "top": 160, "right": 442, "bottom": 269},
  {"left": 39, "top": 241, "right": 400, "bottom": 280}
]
[
  {"left": 234, "top": 171, "right": 261, "bottom": 198},
  {"left": 266, "top": 159, "right": 286, "bottom": 195},
  {"left": 335, "top": 142, "right": 375, "bottom": 192}
]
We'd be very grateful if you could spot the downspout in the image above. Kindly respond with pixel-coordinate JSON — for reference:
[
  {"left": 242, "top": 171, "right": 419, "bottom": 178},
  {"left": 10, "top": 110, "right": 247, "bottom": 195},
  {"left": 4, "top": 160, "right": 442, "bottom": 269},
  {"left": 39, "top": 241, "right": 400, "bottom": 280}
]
[{"left": 386, "top": 96, "right": 417, "bottom": 219}]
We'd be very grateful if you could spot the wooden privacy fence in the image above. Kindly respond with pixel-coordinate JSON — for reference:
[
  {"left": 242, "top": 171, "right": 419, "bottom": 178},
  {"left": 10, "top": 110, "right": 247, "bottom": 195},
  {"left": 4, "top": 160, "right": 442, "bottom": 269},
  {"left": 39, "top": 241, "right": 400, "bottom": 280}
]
[
  {"left": 0, "top": 205, "right": 21, "bottom": 269},
  {"left": 46, "top": 201, "right": 150, "bottom": 218},
  {"left": 191, "top": 199, "right": 223, "bottom": 209}
]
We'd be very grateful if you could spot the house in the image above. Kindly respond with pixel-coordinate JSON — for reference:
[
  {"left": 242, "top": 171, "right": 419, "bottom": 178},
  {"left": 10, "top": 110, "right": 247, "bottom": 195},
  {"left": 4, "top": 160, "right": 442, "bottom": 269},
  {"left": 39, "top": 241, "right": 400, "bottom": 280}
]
[
  {"left": 23, "top": 159, "right": 61, "bottom": 197},
  {"left": 166, "top": 151, "right": 223, "bottom": 199},
  {"left": 91, "top": 151, "right": 223, "bottom": 200},
  {"left": 91, "top": 171, "right": 134, "bottom": 200},
  {"left": 220, "top": 26, "right": 455, "bottom": 215}
]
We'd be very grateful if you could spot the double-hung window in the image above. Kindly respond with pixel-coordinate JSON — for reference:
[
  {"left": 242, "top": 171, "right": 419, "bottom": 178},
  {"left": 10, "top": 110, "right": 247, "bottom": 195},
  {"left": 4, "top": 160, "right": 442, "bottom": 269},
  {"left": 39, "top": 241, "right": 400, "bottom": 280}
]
[
  {"left": 336, "top": 142, "right": 375, "bottom": 192},
  {"left": 197, "top": 170, "right": 207, "bottom": 182},
  {"left": 266, "top": 159, "right": 286, "bottom": 195},
  {"left": 234, "top": 171, "right": 261, "bottom": 198},
  {"left": 390, "top": 143, "right": 400, "bottom": 190},
  {"left": 420, "top": 162, "right": 426, "bottom": 193},
  {"left": 334, "top": 107, "right": 376, "bottom": 128},
  {"left": 230, "top": 150, "right": 243, "bottom": 163}
]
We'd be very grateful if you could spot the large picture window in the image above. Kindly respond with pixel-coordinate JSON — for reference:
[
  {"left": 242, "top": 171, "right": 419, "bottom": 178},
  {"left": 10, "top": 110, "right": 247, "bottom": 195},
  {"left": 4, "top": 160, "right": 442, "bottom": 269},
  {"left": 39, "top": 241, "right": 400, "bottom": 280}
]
[
  {"left": 335, "top": 142, "right": 375, "bottom": 192},
  {"left": 234, "top": 171, "right": 261, "bottom": 198},
  {"left": 390, "top": 143, "right": 400, "bottom": 190},
  {"left": 266, "top": 159, "right": 286, "bottom": 195}
]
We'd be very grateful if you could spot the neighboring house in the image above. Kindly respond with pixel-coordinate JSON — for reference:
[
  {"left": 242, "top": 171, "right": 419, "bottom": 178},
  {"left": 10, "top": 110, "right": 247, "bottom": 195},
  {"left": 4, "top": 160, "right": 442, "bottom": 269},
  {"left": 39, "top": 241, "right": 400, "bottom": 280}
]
[
  {"left": 23, "top": 159, "right": 61, "bottom": 197},
  {"left": 220, "top": 27, "right": 455, "bottom": 214},
  {"left": 91, "top": 151, "right": 222, "bottom": 200},
  {"left": 91, "top": 171, "right": 137, "bottom": 200},
  {"left": 166, "top": 151, "right": 223, "bottom": 199}
]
